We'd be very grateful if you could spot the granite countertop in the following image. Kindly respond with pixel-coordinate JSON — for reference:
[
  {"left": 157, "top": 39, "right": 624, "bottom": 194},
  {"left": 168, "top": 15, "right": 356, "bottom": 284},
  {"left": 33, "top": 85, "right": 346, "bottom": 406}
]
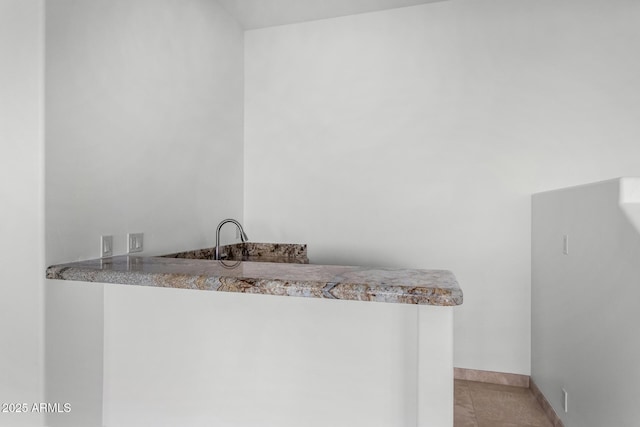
[{"left": 46, "top": 244, "right": 462, "bottom": 306}]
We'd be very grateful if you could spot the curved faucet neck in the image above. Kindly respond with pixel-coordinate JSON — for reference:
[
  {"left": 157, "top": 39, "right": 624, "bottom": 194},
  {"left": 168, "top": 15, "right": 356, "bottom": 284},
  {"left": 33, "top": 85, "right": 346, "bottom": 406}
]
[{"left": 215, "top": 219, "right": 248, "bottom": 260}]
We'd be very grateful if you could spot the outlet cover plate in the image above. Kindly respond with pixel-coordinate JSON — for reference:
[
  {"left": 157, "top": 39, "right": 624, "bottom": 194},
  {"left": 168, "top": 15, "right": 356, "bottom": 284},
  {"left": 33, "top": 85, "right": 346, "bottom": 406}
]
[{"left": 128, "top": 233, "right": 144, "bottom": 253}]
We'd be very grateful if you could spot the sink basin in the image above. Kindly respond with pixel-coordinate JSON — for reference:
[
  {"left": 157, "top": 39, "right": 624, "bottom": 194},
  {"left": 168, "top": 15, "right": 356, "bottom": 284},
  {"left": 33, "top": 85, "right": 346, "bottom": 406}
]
[{"left": 162, "top": 242, "right": 308, "bottom": 264}]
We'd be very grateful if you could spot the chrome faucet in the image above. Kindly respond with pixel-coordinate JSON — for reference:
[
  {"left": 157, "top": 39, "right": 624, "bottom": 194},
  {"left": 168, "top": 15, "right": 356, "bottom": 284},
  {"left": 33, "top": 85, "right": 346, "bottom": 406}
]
[{"left": 215, "top": 218, "right": 248, "bottom": 260}]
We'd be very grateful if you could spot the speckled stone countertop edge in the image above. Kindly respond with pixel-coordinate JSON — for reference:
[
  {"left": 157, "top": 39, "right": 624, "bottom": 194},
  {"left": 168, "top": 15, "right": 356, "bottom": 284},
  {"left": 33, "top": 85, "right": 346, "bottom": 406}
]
[{"left": 46, "top": 256, "right": 463, "bottom": 307}]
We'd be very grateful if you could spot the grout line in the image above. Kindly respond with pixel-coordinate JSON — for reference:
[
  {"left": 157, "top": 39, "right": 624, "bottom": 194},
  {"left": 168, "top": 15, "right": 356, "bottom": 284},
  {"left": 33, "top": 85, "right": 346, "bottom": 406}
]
[{"left": 465, "top": 381, "right": 479, "bottom": 426}]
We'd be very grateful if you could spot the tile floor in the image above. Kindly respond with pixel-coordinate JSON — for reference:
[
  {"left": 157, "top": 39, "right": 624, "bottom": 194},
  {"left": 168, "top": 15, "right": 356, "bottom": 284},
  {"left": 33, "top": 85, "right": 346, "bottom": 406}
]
[{"left": 455, "top": 380, "right": 554, "bottom": 427}]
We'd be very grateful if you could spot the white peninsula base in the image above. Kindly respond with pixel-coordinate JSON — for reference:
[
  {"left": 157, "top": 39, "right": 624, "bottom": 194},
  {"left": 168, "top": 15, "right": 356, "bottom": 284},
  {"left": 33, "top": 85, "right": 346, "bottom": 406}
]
[
  {"left": 46, "top": 280, "right": 453, "bottom": 427},
  {"left": 102, "top": 284, "right": 453, "bottom": 427}
]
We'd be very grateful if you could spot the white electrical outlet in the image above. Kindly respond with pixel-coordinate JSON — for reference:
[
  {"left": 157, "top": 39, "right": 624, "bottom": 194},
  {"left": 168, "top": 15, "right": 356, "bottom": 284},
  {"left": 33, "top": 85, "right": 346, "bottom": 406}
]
[
  {"left": 563, "top": 235, "right": 569, "bottom": 255},
  {"left": 128, "top": 233, "right": 144, "bottom": 253},
  {"left": 101, "top": 235, "right": 113, "bottom": 257},
  {"left": 562, "top": 388, "right": 568, "bottom": 413}
]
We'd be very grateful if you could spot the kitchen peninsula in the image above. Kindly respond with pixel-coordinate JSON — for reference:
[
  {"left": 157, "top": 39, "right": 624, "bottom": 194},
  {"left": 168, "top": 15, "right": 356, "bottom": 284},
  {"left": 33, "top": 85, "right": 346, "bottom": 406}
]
[{"left": 46, "top": 244, "right": 462, "bottom": 427}]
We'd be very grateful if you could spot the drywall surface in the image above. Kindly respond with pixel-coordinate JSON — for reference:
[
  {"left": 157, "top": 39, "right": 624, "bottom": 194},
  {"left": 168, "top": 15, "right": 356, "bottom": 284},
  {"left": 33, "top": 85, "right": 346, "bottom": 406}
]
[
  {"left": 45, "top": 0, "right": 245, "bottom": 264},
  {"left": 244, "top": 0, "right": 640, "bottom": 374},
  {"left": 0, "top": 1, "right": 44, "bottom": 426},
  {"left": 45, "top": 281, "right": 104, "bottom": 427},
  {"left": 45, "top": 1, "right": 244, "bottom": 425},
  {"left": 532, "top": 178, "right": 640, "bottom": 426},
  {"left": 101, "top": 284, "right": 452, "bottom": 427},
  {"left": 216, "top": 0, "right": 446, "bottom": 29}
]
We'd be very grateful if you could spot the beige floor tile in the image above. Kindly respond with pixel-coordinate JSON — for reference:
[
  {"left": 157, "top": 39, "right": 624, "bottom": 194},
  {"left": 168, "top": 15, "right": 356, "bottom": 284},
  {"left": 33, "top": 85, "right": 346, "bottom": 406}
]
[
  {"left": 455, "top": 382, "right": 478, "bottom": 427},
  {"left": 455, "top": 382, "right": 474, "bottom": 406},
  {"left": 455, "top": 412, "right": 479, "bottom": 427},
  {"left": 466, "top": 380, "right": 532, "bottom": 395},
  {"left": 455, "top": 380, "right": 554, "bottom": 427},
  {"left": 471, "top": 393, "right": 550, "bottom": 425}
]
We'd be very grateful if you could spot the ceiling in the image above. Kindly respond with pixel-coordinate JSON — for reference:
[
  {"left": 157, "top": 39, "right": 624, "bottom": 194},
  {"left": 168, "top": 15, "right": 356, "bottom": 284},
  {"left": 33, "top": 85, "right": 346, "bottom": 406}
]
[{"left": 216, "top": 0, "right": 447, "bottom": 30}]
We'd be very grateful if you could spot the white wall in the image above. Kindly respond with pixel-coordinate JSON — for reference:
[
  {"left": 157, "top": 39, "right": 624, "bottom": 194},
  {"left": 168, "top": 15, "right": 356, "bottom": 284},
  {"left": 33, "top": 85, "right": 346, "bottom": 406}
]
[
  {"left": 45, "top": 281, "right": 105, "bottom": 427},
  {"left": 532, "top": 178, "right": 640, "bottom": 426},
  {"left": 45, "top": 1, "right": 245, "bottom": 425},
  {"left": 244, "top": 0, "right": 640, "bottom": 375},
  {"left": 0, "top": 1, "right": 44, "bottom": 426},
  {"left": 46, "top": 0, "right": 245, "bottom": 264}
]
